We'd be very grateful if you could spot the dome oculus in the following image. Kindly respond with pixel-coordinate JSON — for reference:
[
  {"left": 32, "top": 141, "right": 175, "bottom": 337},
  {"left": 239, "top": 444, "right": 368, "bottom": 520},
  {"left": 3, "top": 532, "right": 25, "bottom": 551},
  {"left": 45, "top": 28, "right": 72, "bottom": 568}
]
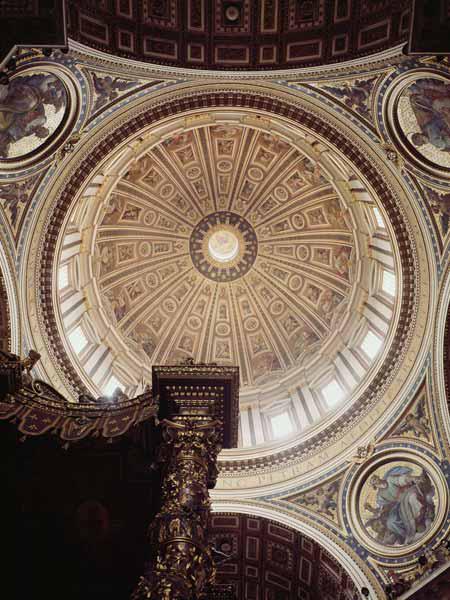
[
  {"left": 190, "top": 212, "right": 258, "bottom": 282},
  {"left": 208, "top": 230, "right": 239, "bottom": 263}
]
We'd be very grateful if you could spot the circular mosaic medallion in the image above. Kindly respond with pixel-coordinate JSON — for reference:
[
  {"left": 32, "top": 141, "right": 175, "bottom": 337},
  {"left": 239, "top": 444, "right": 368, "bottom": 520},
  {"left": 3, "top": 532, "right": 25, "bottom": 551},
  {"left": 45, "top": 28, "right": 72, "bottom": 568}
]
[
  {"left": 0, "top": 66, "right": 80, "bottom": 171},
  {"left": 347, "top": 449, "right": 447, "bottom": 557},
  {"left": 385, "top": 70, "right": 450, "bottom": 178},
  {"left": 190, "top": 211, "right": 258, "bottom": 282}
]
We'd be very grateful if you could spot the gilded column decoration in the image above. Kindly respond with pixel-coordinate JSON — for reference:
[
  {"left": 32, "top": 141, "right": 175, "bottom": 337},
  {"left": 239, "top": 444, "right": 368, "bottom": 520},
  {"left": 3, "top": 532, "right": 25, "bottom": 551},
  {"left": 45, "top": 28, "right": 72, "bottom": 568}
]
[
  {"left": 133, "top": 364, "right": 239, "bottom": 600},
  {"left": 133, "top": 420, "right": 221, "bottom": 599}
]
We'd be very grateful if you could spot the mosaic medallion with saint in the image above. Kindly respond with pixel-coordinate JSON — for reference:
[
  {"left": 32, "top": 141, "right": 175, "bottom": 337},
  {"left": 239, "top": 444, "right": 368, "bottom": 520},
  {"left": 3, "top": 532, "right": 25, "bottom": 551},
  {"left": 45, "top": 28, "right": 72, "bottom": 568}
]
[
  {"left": 0, "top": 69, "right": 68, "bottom": 160},
  {"left": 392, "top": 75, "right": 450, "bottom": 172},
  {"left": 359, "top": 460, "right": 437, "bottom": 548}
]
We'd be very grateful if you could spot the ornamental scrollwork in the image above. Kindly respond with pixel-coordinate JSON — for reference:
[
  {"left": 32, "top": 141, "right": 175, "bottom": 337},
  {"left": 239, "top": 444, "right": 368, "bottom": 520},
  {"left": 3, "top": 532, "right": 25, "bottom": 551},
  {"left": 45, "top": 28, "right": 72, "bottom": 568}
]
[{"left": 132, "top": 419, "right": 224, "bottom": 600}]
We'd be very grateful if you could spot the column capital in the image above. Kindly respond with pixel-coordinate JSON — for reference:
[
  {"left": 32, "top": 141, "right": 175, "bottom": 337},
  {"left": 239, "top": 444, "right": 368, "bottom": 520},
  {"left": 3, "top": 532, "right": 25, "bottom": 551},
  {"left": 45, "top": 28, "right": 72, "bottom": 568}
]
[{"left": 153, "top": 363, "right": 240, "bottom": 449}]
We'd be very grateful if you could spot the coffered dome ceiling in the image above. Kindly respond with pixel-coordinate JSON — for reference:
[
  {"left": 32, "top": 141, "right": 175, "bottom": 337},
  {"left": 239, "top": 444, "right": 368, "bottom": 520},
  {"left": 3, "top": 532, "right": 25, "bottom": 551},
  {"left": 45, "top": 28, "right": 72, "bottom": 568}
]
[
  {"left": 66, "top": 0, "right": 412, "bottom": 71},
  {"left": 56, "top": 112, "right": 399, "bottom": 446}
]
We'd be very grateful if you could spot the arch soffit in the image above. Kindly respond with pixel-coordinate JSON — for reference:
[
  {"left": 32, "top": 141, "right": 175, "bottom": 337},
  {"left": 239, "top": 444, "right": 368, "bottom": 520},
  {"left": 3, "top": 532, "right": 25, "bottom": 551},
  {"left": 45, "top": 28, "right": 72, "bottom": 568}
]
[{"left": 211, "top": 500, "right": 385, "bottom": 599}]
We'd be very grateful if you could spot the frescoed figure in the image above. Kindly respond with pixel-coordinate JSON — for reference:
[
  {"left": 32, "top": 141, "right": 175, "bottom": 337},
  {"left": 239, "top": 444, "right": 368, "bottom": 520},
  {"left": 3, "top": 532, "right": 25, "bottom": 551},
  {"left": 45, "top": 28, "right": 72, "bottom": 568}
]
[
  {"left": 92, "top": 72, "right": 136, "bottom": 112},
  {"left": 406, "top": 78, "right": 450, "bottom": 152},
  {"left": 426, "top": 187, "right": 450, "bottom": 235},
  {"left": 0, "top": 180, "right": 31, "bottom": 226},
  {"left": 0, "top": 72, "right": 66, "bottom": 158},
  {"left": 363, "top": 465, "right": 435, "bottom": 546},
  {"left": 323, "top": 77, "right": 376, "bottom": 118}
]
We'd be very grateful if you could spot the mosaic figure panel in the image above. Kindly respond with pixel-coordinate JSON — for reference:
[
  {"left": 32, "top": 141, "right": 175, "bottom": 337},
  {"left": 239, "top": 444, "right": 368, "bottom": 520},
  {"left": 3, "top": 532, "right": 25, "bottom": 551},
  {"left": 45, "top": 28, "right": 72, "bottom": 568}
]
[
  {"left": 391, "top": 389, "right": 433, "bottom": 445},
  {"left": 423, "top": 184, "right": 450, "bottom": 238},
  {"left": 0, "top": 172, "right": 43, "bottom": 236},
  {"left": 359, "top": 460, "right": 437, "bottom": 548},
  {"left": 390, "top": 75, "right": 450, "bottom": 173},
  {"left": 321, "top": 76, "right": 377, "bottom": 120},
  {"left": 0, "top": 70, "right": 67, "bottom": 160},
  {"left": 91, "top": 72, "right": 138, "bottom": 113},
  {"left": 285, "top": 477, "right": 341, "bottom": 525}
]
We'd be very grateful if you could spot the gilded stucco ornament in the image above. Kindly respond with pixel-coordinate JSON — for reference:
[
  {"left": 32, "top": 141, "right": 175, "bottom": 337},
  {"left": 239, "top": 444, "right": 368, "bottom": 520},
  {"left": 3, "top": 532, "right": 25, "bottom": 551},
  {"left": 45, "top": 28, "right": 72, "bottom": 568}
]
[
  {"left": 351, "top": 441, "right": 376, "bottom": 465},
  {"left": 380, "top": 143, "right": 405, "bottom": 168},
  {"left": 380, "top": 538, "right": 450, "bottom": 598},
  {"left": 54, "top": 132, "right": 82, "bottom": 164}
]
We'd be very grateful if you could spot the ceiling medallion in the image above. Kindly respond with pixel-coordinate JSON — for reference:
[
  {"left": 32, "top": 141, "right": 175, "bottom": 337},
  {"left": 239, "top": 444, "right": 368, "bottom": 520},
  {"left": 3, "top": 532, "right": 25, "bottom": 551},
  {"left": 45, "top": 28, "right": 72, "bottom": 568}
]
[
  {"left": 190, "top": 212, "right": 258, "bottom": 282},
  {"left": 225, "top": 5, "right": 240, "bottom": 22}
]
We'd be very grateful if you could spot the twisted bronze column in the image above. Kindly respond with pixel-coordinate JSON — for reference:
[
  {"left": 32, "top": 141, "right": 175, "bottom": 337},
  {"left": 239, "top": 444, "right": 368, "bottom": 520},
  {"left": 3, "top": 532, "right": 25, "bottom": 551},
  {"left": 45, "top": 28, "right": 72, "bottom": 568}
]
[
  {"left": 132, "top": 364, "right": 239, "bottom": 600},
  {"left": 134, "top": 420, "right": 221, "bottom": 599}
]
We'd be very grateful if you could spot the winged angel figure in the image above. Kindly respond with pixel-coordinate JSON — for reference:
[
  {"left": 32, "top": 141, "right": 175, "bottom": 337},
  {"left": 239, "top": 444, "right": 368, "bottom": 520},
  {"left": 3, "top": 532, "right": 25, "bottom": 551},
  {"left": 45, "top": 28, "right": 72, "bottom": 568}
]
[
  {"left": 396, "top": 398, "right": 430, "bottom": 440},
  {"left": 92, "top": 73, "right": 136, "bottom": 112},
  {"left": 297, "top": 481, "right": 339, "bottom": 518}
]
